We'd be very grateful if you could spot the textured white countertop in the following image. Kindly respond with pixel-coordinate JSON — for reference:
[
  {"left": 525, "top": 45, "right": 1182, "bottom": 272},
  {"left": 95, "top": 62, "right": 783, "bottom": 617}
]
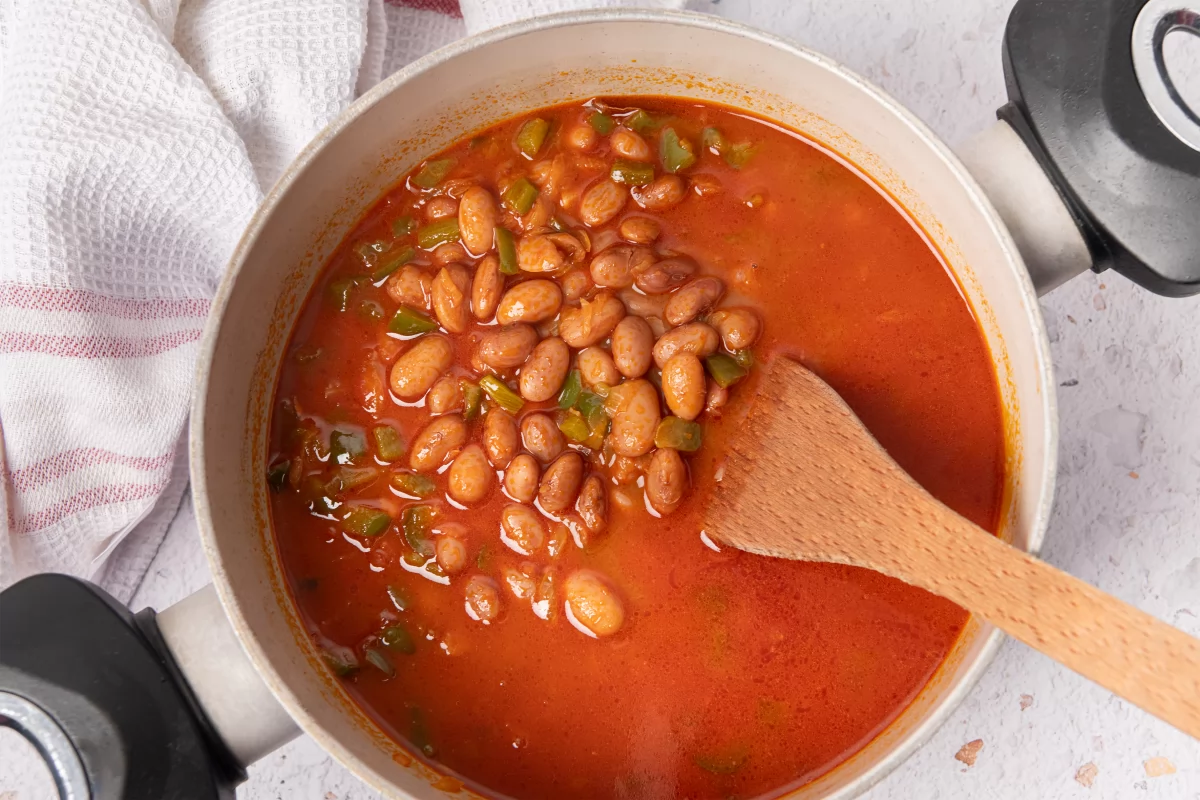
[{"left": 6, "top": 0, "right": 1200, "bottom": 798}]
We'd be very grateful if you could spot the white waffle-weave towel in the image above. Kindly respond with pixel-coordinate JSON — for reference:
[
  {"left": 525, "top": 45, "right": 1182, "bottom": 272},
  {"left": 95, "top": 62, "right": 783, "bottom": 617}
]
[{"left": 0, "top": 0, "right": 685, "bottom": 602}]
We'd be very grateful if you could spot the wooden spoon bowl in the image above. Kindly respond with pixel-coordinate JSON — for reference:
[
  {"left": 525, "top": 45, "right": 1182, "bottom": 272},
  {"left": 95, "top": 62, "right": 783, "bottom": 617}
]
[{"left": 706, "top": 357, "right": 1200, "bottom": 738}]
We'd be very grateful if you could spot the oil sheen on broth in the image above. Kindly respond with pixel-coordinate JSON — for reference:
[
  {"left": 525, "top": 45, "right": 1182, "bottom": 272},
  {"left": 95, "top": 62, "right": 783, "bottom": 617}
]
[{"left": 267, "top": 97, "right": 1005, "bottom": 799}]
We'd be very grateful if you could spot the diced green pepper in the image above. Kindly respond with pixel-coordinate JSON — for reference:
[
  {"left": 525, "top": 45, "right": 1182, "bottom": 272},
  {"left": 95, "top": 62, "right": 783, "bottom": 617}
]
[
  {"left": 388, "top": 306, "right": 438, "bottom": 336},
  {"left": 558, "top": 410, "right": 591, "bottom": 444},
  {"left": 412, "top": 158, "right": 455, "bottom": 189},
  {"left": 342, "top": 506, "right": 392, "bottom": 537},
  {"left": 705, "top": 353, "right": 748, "bottom": 388},
  {"left": 321, "top": 644, "right": 359, "bottom": 677},
  {"left": 267, "top": 459, "right": 290, "bottom": 492},
  {"left": 301, "top": 475, "right": 338, "bottom": 516},
  {"left": 382, "top": 624, "right": 416, "bottom": 654},
  {"left": 358, "top": 299, "right": 385, "bottom": 321},
  {"left": 402, "top": 549, "right": 427, "bottom": 567},
  {"left": 460, "top": 380, "right": 483, "bottom": 420},
  {"left": 558, "top": 370, "right": 582, "bottom": 409},
  {"left": 402, "top": 505, "right": 435, "bottom": 557},
  {"left": 496, "top": 227, "right": 519, "bottom": 275},
  {"left": 480, "top": 375, "right": 524, "bottom": 414},
  {"left": 416, "top": 218, "right": 460, "bottom": 250},
  {"left": 588, "top": 111, "right": 616, "bottom": 135},
  {"left": 372, "top": 425, "right": 405, "bottom": 462},
  {"left": 409, "top": 707, "right": 435, "bottom": 757},
  {"left": 391, "top": 471, "right": 436, "bottom": 499},
  {"left": 548, "top": 217, "right": 566, "bottom": 233},
  {"left": 326, "top": 465, "right": 380, "bottom": 494},
  {"left": 386, "top": 584, "right": 411, "bottom": 612},
  {"left": 660, "top": 128, "right": 697, "bottom": 173},
  {"left": 590, "top": 382, "right": 611, "bottom": 398},
  {"left": 364, "top": 647, "right": 395, "bottom": 677},
  {"left": 693, "top": 748, "right": 748, "bottom": 775},
  {"left": 355, "top": 240, "right": 390, "bottom": 267},
  {"left": 701, "top": 126, "right": 727, "bottom": 154},
  {"left": 426, "top": 562, "right": 446, "bottom": 578},
  {"left": 626, "top": 109, "right": 655, "bottom": 132},
  {"left": 330, "top": 430, "right": 367, "bottom": 465},
  {"left": 516, "top": 118, "right": 550, "bottom": 158},
  {"left": 392, "top": 215, "right": 415, "bottom": 238},
  {"left": 501, "top": 178, "right": 538, "bottom": 215},
  {"left": 329, "top": 276, "right": 365, "bottom": 311},
  {"left": 371, "top": 246, "right": 415, "bottom": 282},
  {"left": 475, "top": 543, "right": 492, "bottom": 571},
  {"left": 610, "top": 159, "right": 655, "bottom": 186},
  {"left": 655, "top": 416, "right": 703, "bottom": 452},
  {"left": 576, "top": 391, "right": 605, "bottom": 423},
  {"left": 724, "top": 141, "right": 758, "bottom": 169},
  {"left": 732, "top": 349, "right": 754, "bottom": 369}
]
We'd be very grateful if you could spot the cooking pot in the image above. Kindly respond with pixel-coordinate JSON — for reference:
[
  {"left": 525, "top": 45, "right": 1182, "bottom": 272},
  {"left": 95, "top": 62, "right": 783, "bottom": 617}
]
[{"left": 5, "top": 1, "right": 1200, "bottom": 797}]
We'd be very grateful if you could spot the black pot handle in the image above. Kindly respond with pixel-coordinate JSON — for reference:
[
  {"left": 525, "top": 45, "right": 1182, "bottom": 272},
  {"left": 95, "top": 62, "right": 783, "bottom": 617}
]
[
  {"left": 1000, "top": 0, "right": 1200, "bottom": 297},
  {"left": 0, "top": 575, "right": 244, "bottom": 799}
]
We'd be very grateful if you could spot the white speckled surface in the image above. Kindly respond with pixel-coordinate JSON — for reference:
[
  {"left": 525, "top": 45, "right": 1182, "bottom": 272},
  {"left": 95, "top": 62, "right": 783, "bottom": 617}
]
[{"left": 6, "top": 1, "right": 1200, "bottom": 798}]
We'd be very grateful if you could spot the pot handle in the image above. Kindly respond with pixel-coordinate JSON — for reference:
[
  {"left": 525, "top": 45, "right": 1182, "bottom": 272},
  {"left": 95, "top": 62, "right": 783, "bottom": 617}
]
[
  {"left": 0, "top": 575, "right": 297, "bottom": 799},
  {"left": 961, "top": 0, "right": 1200, "bottom": 297}
]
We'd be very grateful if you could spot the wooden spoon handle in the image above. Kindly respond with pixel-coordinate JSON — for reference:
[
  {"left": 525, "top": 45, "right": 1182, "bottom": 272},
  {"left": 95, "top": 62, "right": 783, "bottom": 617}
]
[{"left": 891, "top": 512, "right": 1200, "bottom": 738}]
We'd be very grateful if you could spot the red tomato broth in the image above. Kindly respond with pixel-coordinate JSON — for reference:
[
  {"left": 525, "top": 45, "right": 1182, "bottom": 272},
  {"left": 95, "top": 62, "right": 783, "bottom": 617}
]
[{"left": 268, "top": 97, "right": 1005, "bottom": 799}]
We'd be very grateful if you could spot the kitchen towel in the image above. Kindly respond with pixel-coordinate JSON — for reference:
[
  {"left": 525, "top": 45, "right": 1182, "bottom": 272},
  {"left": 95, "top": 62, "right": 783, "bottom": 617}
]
[{"left": 0, "top": 0, "right": 685, "bottom": 602}]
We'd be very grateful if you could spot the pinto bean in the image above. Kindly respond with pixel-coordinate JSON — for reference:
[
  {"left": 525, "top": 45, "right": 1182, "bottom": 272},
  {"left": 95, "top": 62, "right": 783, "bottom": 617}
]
[
  {"left": 521, "top": 412, "right": 565, "bottom": 464},
  {"left": 503, "top": 454, "right": 540, "bottom": 503},
  {"left": 560, "top": 268, "right": 593, "bottom": 302},
  {"left": 558, "top": 292, "right": 626, "bottom": 348},
  {"left": 605, "top": 379, "right": 660, "bottom": 457},
  {"left": 664, "top": 276, "right": 724, "bottom": 326},
  {"left": 546, "top": 232, "right": 588, "bottom": 265},
  {"left": 610, "top": 453, "right": 646, "bottom": 484},
  {"left": 617, "top": 288, "right": 667, "bottom": 318},
  {"left": 519, "top": 337, "right": 570, "bottom": 402},
  {"left": 635, "top": 256, "right": 696, "bottom": 295},
  {"left": 435, "top": 533, "right": 468, "bottom": 574},
  {"left": 500, "top": 504, "right": 545, "bottom": 555},
  {"left": 464, "top": 575, "right": 502, "bottom": 623},
  {"left": 432, "top": 241, "right": 467, "bottom": 267},
  {"left": 690, "top": 174, "right": 723, "bottom": 197},
  {"left": 409, "top": 414, "right": 468, "bottom": 472},
  {"left": 610, "top": 127, "right": 651, "bottom": 161},
  {"left": 386, "top": 265, "right": 433, "bottom": 310},
  {"left": 661, "top": 353, "right": 706, "bottom": 421},
  {"left": 631, "top": 175, "right": 684, "bottom": 211},
  {"left": 576, "top": 474, "right": 607, "bottom": 534},
  {"left": 517, "top": 234, "right": 565, "bottom": 273},
  {"left": 567, "top": 124, "right": 597, "bottom": 151},
  {"left": 427, "top": 375, "right": 462, "bottom": 415},
  {"left": 564, "top": 570, "right": 624, "bottom": 637},
  {"left": 704, "top": 378, "right": 729, "bottom": 416},
  {"left": 588, "top": 245, "right": 655, "bottom": 289},
  {"left": 503, "top": 562, "right": 539, "bottom": 599},
  {"left": 390, "top": 334, "right": 453, "bottom": 400},
  {"left": 426, "top": 195, "right": 458, "bottom": 220},
  {"left": 610, "top": 316, "right": 654, "bottom": 379},
  {"left": 472, "top": 254, "right": 503, "bottom": 321},
  {"left": 579, "top": 180, "right": 627, "bottom": 227},
  {"left": 475, "top": 324, "right": 538, "bottom": 370},
  {"left": 577, "top": 347, "right": 619, "bottom": 387},
  {"left": 619, "top": 216, "right": 660, "bottom": 244},
  {"left": 432, "top": 265, "right": 472, "bottom": 333},
  {"left": 496, "top": 279, "right": 562, "bottom": 325},
  {"left": 458, "top": 186, "right": 497, "bottom": 255},
  {"left": 448, "top": 444, "right": 493, "bottom": 504},
  {"left": 483, "top": 408, "right": 519, "bottom": 468},
  {"left": 531, "top": 569, "right": 558, "bottom": 620},
  {"left": 708, "top": 307, "right": 762, "bottom": 350},
  {"left": 652, "top": 322, "right": 719, "bottom": 368},
  {"left": 646, "top": 447, "right": 688, "bottom": 515},
  {"left": 538, "top": 451, "right": 583, "bottom": 514}
]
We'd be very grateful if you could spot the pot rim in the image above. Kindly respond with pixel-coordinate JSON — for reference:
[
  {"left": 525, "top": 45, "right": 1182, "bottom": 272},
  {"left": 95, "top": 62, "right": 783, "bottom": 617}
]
[{"left": 191, "top": 8, "right": 1058, "bottom": 799}]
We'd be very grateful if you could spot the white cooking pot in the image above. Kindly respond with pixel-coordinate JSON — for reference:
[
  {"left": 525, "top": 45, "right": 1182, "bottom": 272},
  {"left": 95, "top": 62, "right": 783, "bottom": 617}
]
[{"left": 6, "top": 4, "right": 1200, "bottom": 798}]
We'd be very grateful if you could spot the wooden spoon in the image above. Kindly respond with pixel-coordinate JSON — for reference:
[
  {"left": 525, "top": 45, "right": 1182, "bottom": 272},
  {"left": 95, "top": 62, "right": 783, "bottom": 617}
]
[{"left": 706, "top": 357, "right": 1200, "bottom": 738}]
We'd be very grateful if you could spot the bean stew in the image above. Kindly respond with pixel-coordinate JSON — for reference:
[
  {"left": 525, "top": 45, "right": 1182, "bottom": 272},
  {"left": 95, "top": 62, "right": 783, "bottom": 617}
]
[{"left": 268, "top": 97, "right": 1005, "bottom": 799}]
